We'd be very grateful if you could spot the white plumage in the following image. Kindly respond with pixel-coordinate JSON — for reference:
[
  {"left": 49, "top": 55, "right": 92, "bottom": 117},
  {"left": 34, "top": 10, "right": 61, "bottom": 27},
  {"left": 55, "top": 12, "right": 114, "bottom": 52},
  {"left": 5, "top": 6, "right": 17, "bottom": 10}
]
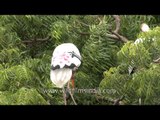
[
  {"left": 50, "top": 68, "right": 72, "bottom": 88},
  {"left": 141, "top": 23, "right": 150, "bottom": 32},
  {"left": 50, "top": 43, "right": 81, "bottom": 88}
]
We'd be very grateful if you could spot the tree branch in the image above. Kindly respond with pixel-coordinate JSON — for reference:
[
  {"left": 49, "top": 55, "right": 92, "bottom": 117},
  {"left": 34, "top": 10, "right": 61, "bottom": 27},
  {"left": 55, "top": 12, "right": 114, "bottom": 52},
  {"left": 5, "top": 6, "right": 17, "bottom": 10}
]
[
  {"left": 113, "top": 15, "right": 120, "bottom": 33},
  {"left": 105, "top": 15, "right": 128, "bottom": 43},
  {"left": 106, "top": 34, "right": 119, "bottom": 39},
  {"left": 77, "top": 32, "right": 90, "bottom": 36},
  {"left": 153, "top": 57, "right": 160, "bottom": 63},
  {"left": 111, "top": 31, "right": 129, "bottom": 43},
  {"left": 22, "top": 36, "right": 51, "bottom": 44},
  {"left": 95, "top": 94, "right": 125, "bottom": 105},
  {"left": 75, "top": 20, "right": 90, "bottom": 27}
]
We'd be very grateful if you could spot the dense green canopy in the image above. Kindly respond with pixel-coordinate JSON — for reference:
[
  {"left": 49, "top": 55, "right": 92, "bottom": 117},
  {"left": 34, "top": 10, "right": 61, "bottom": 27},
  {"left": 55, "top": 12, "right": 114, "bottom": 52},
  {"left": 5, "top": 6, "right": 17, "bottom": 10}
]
[{"left": 0, "top": 15, "right": 160, "bottom": 105}]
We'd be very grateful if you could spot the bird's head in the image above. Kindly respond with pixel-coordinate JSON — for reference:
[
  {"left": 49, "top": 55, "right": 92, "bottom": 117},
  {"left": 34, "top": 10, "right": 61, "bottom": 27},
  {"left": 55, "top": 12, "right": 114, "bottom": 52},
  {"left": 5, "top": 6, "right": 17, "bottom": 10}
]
[{"left": 68, "top": 51, "right": 81, "bottom": 62}]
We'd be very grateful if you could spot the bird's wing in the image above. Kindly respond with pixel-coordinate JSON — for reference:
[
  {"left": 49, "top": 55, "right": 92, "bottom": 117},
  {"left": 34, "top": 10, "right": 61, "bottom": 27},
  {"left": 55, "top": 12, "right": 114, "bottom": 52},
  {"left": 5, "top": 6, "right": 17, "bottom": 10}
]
[{"left": 50, "top": 68, "right": 72, "bottom": 88}]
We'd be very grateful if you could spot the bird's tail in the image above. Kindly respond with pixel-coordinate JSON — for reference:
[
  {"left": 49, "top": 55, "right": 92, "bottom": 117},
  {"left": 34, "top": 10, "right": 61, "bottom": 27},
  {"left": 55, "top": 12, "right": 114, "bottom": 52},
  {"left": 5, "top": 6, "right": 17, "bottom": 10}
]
[{"left": 50, "top": 68, "right": 72, "bottom": 88}]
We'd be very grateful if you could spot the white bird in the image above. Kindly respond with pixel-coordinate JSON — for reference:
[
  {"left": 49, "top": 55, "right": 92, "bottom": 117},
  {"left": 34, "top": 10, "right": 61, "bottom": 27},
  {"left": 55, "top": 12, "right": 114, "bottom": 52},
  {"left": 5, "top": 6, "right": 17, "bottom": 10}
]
[
  {"left": 129, "top": 23, "right": 150, "bottom": 75},
  {"left": 134, "top": 23, "right": 150, "bottom": 45},
  {"left": 50, "top": 43, "right": 81, "bottom": 105}
]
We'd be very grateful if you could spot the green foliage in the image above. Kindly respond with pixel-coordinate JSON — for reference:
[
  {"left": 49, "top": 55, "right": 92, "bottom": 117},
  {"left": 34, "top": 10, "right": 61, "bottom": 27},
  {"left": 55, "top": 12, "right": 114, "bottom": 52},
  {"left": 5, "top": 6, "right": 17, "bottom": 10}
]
[
  {"left": 0, "top": 15, "right": 159, "bottom": 105},
  {"left": 0, "top": 15, "right": 58, "bottom": 39},
  {"left": 117, "top": 41, "right": 151, "bottom": 69},
  {"left": 0, "top": 48, "right": 21, "bottom": 64},
  {"left": 81, "top": 17, "right": 119, "bottom": 80},
  {"left": 138, "top": 26, "right": 160, "bottom": 59},
  {"left": 0, "top": 65, "right": 35, "bottom": 91},
  {"left": 100, "top": 64, "right": 160, "bottom": 105},
  {"left": 100, "top": 25, "right": 160, "bottom": 105},
  {"left": 99, "top": 67, "right": 131, "bottom": 104},
  {"left": 51, "top": 21, "right": 70, "bottom": 42},
  {"left": 14, "top": 87, "right": 49, "bottom": 105},
  {"left": 120, "top": 15, "right": 156, "bottom": 40},
  {"left": 127, "top": 64, "right": 160, "bottom": 104},
  {"left": 0, "top": 88, "right": 49, "bottom": 105},
  {"left": 0, "top": 91, "right": 14, "bottom": 105}
]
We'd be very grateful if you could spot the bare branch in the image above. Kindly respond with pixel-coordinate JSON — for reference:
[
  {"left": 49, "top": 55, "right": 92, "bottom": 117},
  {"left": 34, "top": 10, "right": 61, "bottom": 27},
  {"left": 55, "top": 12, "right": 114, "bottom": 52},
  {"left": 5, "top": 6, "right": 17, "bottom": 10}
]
[
  {"left": 71, "top": 24, "right": 90, "bottom": 36},
  {"left": 77, "top": 32, "right": 90, "bottom": 36},
  {"left": 153, "top": 57, "right": 160, "bottom": 63},
  {"left": 22, "top": 36, "right": 51, "bottom": 44},
  {"left": 95, "top": 94, "right": 125, "bottom": 105},
  {"left": 105, "top": 15, "right": 128, "bottom": 43},
  {"left": 106, "top": 34, "right": 119, "bottom": 39},
  {"left": 75, "top": 20, "right": 90, "bottom": 27},
  {"left": 113, "top": 15, "right": 120, "bottom": 33},
  {"left": 111, "top": 31, "right": 129, "bottom": 43}
]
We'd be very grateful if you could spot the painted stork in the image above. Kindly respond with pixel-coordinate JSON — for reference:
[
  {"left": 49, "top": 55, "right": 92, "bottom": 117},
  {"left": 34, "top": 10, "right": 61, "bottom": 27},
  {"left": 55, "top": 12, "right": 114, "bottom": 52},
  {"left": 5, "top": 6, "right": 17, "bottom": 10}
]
[
  {"left": 50, "top": 43, "right": 81, "bottom": 105},
  {"left": 128, "top": 23, "right": 150, "bottom": 75}
]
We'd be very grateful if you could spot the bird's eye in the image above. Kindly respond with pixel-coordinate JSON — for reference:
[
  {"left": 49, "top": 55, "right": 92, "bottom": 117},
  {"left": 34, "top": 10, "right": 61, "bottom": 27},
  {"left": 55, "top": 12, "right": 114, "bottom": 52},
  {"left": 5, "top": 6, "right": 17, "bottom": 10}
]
[
  {"left": 69, "top": 53, "right": 72, "bottom": 56},
  {"left": 68, "top": 52, "right": 75, "bottom": 58}
]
